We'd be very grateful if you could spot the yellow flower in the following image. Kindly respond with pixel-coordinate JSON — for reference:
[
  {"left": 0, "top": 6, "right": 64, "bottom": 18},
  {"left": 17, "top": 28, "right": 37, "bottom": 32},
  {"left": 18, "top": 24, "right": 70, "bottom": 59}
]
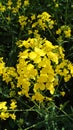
[
  {"left": 2, "top": 67, "right": 17, "bottom": 83},
  {"left": 46, "top": 82, "right": 55, "bottom": 95},
  {"left": 46, "top": 97, "right": 52, "bottom": 101},
  {"left": 32, "top": 22, "right": 37, "bottom": 28},
  {"left": 31, "top": 14, "right": 36, "bottom": 20},
  {"left": 18, "top": 15, "right": 27, "bottom": 29},
  {"left": 33, "top": 83, "right": 45, "bottom": 92},
  {"left": 35, "top": 47, "right": 45, "bottom": 56},
  {"left": 28, "top": 30, "right": 32, "bottom": 34},
  {"left": 6, "top": 0, "right": 12, "bottom": 9},
  {"left": 55, "top": 3, "right": 59, "bottom": 8},
  {"left": 0, "top": 102, "right": 7, "bottom": 111},
  {"left": 32, "top": 92, "right": 44, "bottom": 102},
  {"left": 10, "top": 100, "right": 17, "bottom": 110},
  {"left": 18, "top": 89, "right": 29, "bottom": 97},
  {"left": 29, "top": 52, "right": 37, "bottom": 59},
  {"left": 60, "top": 91, "right": 65, "bottom": 96},
  {"left": 6, "top": 16, "right": 11, "bottom": 22},
  {"left": 7, "top": 0, "right": 12, "bottom": 6},
  {"left": 68, "top": 63, "right": 73, "bottom": 76},
  {"left": 0, "top": 3, "right": 6, "bottom": 12},
  {"left": 37, "top": 12, "right": 55, "bottom": 30},
  {"left": 47, "top": 51, "right": 58, "bottom": 64},
  {"left": 58, "top": 46, "right": 65, "bottom": 59},
  {"left": 56, "top": 29, "right": 61, "bottom": 34},
  {"left": 24, "top": 0, "right": 29, "bottom": 6},
  {"left": 12, "top": 7, "right": 18, "bottom": 13},
  {"left": 10, "top": 113, "right": 16, "bottom": 120},
  {"left": 0, "top": 112, "right": 9, "bottom": 120},
  {"left": 34, "top": 56, "right": 41, "bottom": 63},
  {"left": 37, "top": 74, "right": 48, "bottom": 83},
  {"left": 53, "top": 0, "right": 56, "bottom": 2},
  {"left": 17, "top": 0, "right": 22, "bottom": 9},
  {"left": 0, "top": 57, "right": 5, "bottom": 75},
  {"left": 64, "top": 29, "right": 71, "bottom": 38},
  {"left": 27, "top": 64, "right": 34, "bottom": 70}
]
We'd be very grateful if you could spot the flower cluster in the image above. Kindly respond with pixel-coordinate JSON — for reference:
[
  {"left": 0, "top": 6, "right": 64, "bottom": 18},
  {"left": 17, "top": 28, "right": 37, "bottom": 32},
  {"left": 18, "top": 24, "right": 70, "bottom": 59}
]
[
  {"left": 0, "top": 100, "right": 17, "bottom": 120},
  {"left": 0, "top": 58, "right": 5, "bottom": 75},
  {"left": 0, "top": 0, "right": 29, "bottom": 13},
  {"left": 0, "top": 1, "right": 73, "bottom": 129},
  {"left": 0, "top": 0, "right": 56, "bottom": 38},
  {"left": 36, "top": 12, "right": 55, "bottom": 30},
  {"left": 56, "top": 25, "right": 71, "bottom": 43},
  {"left": 15, "top": 38, "right": 73, "bottom": 102},
  {"left": 0, "top": 38, "right": 73, "bottom": 104},
  {"left": 18, "top": 11, "right": 55, "bottom": 32}
]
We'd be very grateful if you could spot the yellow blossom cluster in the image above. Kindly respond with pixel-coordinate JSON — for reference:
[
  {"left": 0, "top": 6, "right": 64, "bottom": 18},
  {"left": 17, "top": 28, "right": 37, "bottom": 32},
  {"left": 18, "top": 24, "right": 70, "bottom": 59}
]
[
  {"left": 18, "top": 15, "right": 28, "bottom": 29},
  {"left": 55, "top": 59, "right": 73, "bottom": 82},
  {"left": 1, "top": 38, "right": 73, "bottom": 103},
  {"left": 0, "top": 100, "right": 17, "bottom": 120},
  {"left": 18, "top": 11, "right": 55, "bottom": 31},
  {"left": 0, "top": 0, "right": 29, "bottom": 14},
  {"left": 0, "top": 1, "right": 73, "bottom": 128},
  {"left": 56, "top": 25, "right": 71, "bottom": 42},
  {"left": 31, "top": 12, "right": 55, "bottom": 30},
  {"left": 1, "top": 66, "right": 17, "bottom": 84},
  {"left": 0, "top": 0, "right": 55, "bottom": 33},
  {"left": 15, "top": 38, "right": 73, "bottom": 102},
  {"left": 0, "top": 38, "right": 73, "bottom": 103},
  {"left": 37, "top": 12, "right": 55, "bottom": 30},
  {"left": 1, "top": 0, "right": 72, "bottom": 43}
]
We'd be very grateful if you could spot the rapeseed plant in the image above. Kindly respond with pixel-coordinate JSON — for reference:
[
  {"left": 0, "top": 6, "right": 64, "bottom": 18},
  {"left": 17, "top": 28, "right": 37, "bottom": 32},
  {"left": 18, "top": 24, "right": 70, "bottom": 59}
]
[
  {"left": 0, "top": 37, "right": 73, "bottom": 104},
  {"left": 0, "top": 0, "right": 73, "bottom": 129}
]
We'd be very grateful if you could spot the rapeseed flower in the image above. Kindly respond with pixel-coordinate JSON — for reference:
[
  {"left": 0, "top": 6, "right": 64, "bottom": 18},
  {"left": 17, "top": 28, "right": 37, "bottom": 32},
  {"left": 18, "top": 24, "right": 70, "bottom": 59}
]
[
  {"left": 0, "top": 2, "right": 6, "bottom": 12},
  {"left": 10, "top": 113, "right": 16, "bottom": 120},
  {"left": 32, "top": 92, "right": 44, "bottom": 102},
  {"left": 56, "top": 25, "right": 71, "bottom": 41},
  {"left": 10, "top": 100, "right": 17, "bottom": 110},
  {"left": 0, "top": 102, "right": 7, "bottom": 111},
  {"left": 0, "top": 112, "right": 9, "bottom": 120},
  {"left": 6, "top": 0, "right": 13, "bottom": 9},
  {"left": 24, "top": 0, "right": 29, "bottom": 6},
  {"left": 0, "top": 37, "right": 73, "bottom": 104}
]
